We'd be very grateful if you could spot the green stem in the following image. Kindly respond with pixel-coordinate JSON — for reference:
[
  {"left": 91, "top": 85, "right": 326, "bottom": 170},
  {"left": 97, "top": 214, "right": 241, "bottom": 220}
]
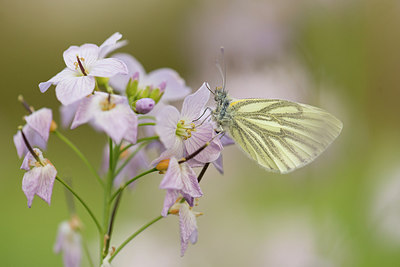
[
  {"left": 136, "top": 136, "right": 159, "bottom": 143},
  {"left": 138, "top": 115, "right": 156, "bottom": 120},
  {"left": 55, "top": 176, "right": 102, "bottom": 233},
  {"left": 110, "top": 215, "right": 164, "bottom": 262},
  {"left": 53, "top": 130, "right": 104, "bottom": 187},
  {"left": 138, "top": 122, "right": 156, "bottom": 126},
  {"left": 102, "top": 138, "right": 115, "bottom": 259},
  {"left": 109, "top": 168, "right": 158, "bottom": 204},
  {"left": 118, "top": 136, "right": 159, "bottom": 155}
]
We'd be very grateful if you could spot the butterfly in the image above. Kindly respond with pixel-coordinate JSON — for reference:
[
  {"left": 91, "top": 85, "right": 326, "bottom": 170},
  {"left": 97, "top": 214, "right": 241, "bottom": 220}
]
[{"left": 211, "top": 86, "right": 343, "bottom": 174}]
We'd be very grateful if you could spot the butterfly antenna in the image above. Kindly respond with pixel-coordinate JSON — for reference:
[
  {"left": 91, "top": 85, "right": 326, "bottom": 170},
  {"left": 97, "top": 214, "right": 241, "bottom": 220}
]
[
  {"left": 216, "top": 46, "right": 227, "bottom": 91},
  {"left": 205, "top": 82, "right": 215, "bottom": 95}
]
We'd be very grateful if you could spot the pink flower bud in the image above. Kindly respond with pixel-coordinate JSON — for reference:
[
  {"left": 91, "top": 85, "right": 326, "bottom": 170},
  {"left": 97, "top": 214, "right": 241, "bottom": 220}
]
[{"left": 135, "top": 98, "right": 155, "bottom": 114}]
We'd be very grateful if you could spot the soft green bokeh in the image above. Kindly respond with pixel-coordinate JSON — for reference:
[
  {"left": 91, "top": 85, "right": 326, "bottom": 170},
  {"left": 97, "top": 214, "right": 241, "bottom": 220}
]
[{"left": 2, "top": 0, "right": 400, "bottom": 266}]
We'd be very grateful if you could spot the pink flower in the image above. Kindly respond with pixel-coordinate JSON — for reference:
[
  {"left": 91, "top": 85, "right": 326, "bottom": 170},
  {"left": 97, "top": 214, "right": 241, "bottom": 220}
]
[
  {"left": 71, "top": 92, "right": 138, "bottom": 144},
  {"left": 155, "top": 83, "right": 222, "bottom": 163},
  {"left": 39, "top": 43, "right": 128, "bottom": 105},
  {"left": 159, "top": 157, "right": 202, "bottom": 216},
  {"left": 109, "top": 53, "right": 191, "bottom": 101},
  {"left": 21, "top": 148, "right": 57, "bottom": 208},
  {"left": 179, "top": 202, "right": 202, "bottom": 256},
  {"left": 13, "top": 108, "right": 53, "bottom": 158},
  {"left": 54, "top": 217, "right": 82, "bottom": 267}
]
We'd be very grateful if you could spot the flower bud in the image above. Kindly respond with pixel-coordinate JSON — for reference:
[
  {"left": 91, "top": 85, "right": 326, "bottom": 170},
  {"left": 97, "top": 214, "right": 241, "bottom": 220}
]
[
  {"left": 135, "top": 98, "right": 155, "bottom": 114},
  {"left": 156, "top": 159, "right": 170, "bottom": 173},
  {"left": 50, "top": 120, "right": 58, "bottom": 132}
]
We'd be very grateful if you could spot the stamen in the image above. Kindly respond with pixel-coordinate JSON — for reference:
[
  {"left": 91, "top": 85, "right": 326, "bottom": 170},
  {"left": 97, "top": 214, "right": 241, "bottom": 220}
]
[
  {"left": 20, "top": 128, "right": 44, "bottom": 166},
  {"left": 76, "top": 56, "right": 87, "bottom": 76},
  {"left": 18, "top": 95, "right": 34, "bottom": 114}
]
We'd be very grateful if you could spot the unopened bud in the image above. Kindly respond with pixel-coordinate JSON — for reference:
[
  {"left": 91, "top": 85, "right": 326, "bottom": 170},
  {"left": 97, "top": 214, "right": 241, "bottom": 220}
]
[
  {"left": 135, "top": 98, "right": 155, "bottom": 114},
  {"left": 156, "top": 159, "right": 170, "bottom": 173}
]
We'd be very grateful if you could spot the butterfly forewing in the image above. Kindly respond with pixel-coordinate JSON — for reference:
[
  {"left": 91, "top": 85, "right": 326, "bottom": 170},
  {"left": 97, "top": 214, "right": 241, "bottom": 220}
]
[{"left": 226, "top": 99, "right": 343, "bottom": 174}]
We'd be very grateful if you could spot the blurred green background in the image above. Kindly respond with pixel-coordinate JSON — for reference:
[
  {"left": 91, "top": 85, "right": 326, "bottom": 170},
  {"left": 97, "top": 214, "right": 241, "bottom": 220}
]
[{"left": 2, "top": 0, "right": 400, "bottom": 266}]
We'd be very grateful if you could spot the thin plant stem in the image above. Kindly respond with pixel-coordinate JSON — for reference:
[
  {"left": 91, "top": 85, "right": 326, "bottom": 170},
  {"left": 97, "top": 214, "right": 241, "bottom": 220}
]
[
  {"left": 102, "top": 138, "right": 115, "bottom": 259},
  {"left": 138, "top": 115, "right": 156, "bottom": 120},
  {"left": 53, "top": 130, "right": 104, "bottom": 187},
  {"left": 118, "top": 136, "right": 159, "bottom": 155},
  {"left": 109, "top": 168, "right": 158, "bottom": 204},
  {"left": 55, "top": 176, "right": 103, "bottom": 233},
  {"left": 110, "top": 215, "right": 164, "bottom": 262},
  {"left": 138, "top": 122, "right": 156, "bottom": 126},
  {"left": 104, "top": 190, "right": 123, "bottom": 257},
  {"left": 114, "top": 142, "right": 148, "bottom": 178}
]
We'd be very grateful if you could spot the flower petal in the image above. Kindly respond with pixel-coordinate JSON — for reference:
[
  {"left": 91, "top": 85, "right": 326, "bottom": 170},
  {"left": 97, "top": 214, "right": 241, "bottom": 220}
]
[
  {"left": 181, "top": 83, "right": 210, "bottom": 120},
  {"left": 109, "top": 53, "right": 146, "bottom": 93},
  {"left": 161, "top": 190, "right": 179, "bottom": 217},
  {"left": 99, "top": 32, "right": 128, "bottom": 58},
  {"left": 93, "top": 99, "right": 137, "bottom": 144},
  {"left": 159, "top": 157, "right": 184, "bottom": 190},
  {"left": 56, "top": 76, "right": 95, "bottom": 105},
  {"left": 39, "top": 68, "right": 76, "bottom": 93},
  {"left": 34, "top": 164, "right": 57, "bottom": 205},
  {"left": 89, "top": 58, "right": 128, "bottom": 77},
  {"left": 185, "top": 122, "right": 222, "bottom": 163},
  {"left": 60, "top": 100, "right": 81, "bottom": 128},
  {"left": 22, "top": 168, "right": 41, "bottom": 208},
  {"left": 63, "top": 44, "right": 99, "bottom": 70},
  {"left": 25, "top": 108, "right": 53, "bottom": 142},
  {"left": 146, "top": 68, "right": 191, "bottom": 101},
  {"left": 155, "top": 105, "right": 181, "bottom": 149},
  {"left": 70, "top": 95, "right": 97, "bottom": 129},
  {"left": 179, "top": 202, "right": 198, "bottom": 256},
  {"left": 180, "top": 163, "right": 203, "bottom": 198}
]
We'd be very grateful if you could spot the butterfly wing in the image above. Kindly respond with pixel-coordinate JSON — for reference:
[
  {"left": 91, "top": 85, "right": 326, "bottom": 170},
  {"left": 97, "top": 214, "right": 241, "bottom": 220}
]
[{"left": 226, "top": 99, "right": 343, "bottom": 174}]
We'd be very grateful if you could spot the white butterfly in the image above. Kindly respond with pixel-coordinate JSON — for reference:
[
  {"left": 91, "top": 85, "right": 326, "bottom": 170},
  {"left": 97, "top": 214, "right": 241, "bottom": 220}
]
[{"left": 211, "top": 87, "right": 343, "bottom": 174}]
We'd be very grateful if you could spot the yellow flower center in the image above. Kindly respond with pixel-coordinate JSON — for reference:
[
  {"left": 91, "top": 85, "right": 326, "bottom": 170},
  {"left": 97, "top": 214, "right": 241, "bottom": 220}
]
[{"left": 175, "top": 120, "right": 196, "bottom": 140}]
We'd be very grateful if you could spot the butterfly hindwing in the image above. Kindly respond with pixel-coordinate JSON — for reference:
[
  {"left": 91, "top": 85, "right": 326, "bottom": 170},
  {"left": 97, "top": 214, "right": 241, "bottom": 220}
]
[{"left": 226, "top": 99, "right": 343, "bottom": 174}]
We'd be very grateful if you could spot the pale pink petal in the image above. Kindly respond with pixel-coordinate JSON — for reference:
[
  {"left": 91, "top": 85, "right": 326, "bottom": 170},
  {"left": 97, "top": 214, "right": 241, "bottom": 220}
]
[
  {"left": 93, "top": 103, "right": 137, "bottom": 144},
  {"left": 25, "top": 108, "right": 52, "bottom": 142},
  {"left": 14, "top": 126, "right": 47, "bottom": 158},
  {"left": 181, "top": 83, "right": 210, "bottom": 120},
  {"left": 99, "top": 32, "right": 127, "bottom": 58},
  {"left": 109, "top": 53, "right": 146, "bottom": 92},
  {"left": 185, "top": 122, "right": 222, "bottom": 163},
  {"left": 180, "top": 163, "right": 203, "bottom": 198},
  {"left": 63, "top": 46, "right": 80, "bottom": 70},
  {"left": 212, "top": 155, "right": 224, "bottom": 174},
  {"left": 54, "top": 221, "right": 82, "bottom": 267},
  {"left": 60, "top": 100, "right": 81, "bottom": 128},
  {"left": 35, "top": 164, "right": 57, "bottom": 205},
  {"left": 56, "top": 76, "right": 95, "bottom": 105},
  {"left": 161, "top": 190, "right": 179, "bottom": 217},
  {"left": 70, "top": 95, "right": 97, "bottom": 129},
  {"left": 146, "top": 68, "right": 191, "bottom": 101},
  {"left": 14, "top": 131, "right": 27, "bottom": 159},
  {"left": 77, "top": 44, "right": 100, "bottom": 67},
  {"left": 159, "top": 157, "right": 184, "bottom": 190},
  {"left": 179, "top": 203, "right": 198, "bottom": 256},
  {"left": 89, "top": 58, "right": 128, "bottom": 77},
  {"left": 150, "top": 142, "right": 185, "bottom": 167},
  {"left": 22, "top": 168, "right": 41, "bottom": 208},
  {"left": 39, "top": 68, "right": 77, "bottom": 93},
  {"left": 155, "top": 105, "right": 181, "bottom": 149}
]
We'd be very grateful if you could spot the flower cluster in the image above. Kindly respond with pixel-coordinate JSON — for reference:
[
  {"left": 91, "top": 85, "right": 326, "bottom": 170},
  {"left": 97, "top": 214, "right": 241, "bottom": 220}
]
[{"left": 14, "top": 32, "right": 227, "bottom": 266}]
